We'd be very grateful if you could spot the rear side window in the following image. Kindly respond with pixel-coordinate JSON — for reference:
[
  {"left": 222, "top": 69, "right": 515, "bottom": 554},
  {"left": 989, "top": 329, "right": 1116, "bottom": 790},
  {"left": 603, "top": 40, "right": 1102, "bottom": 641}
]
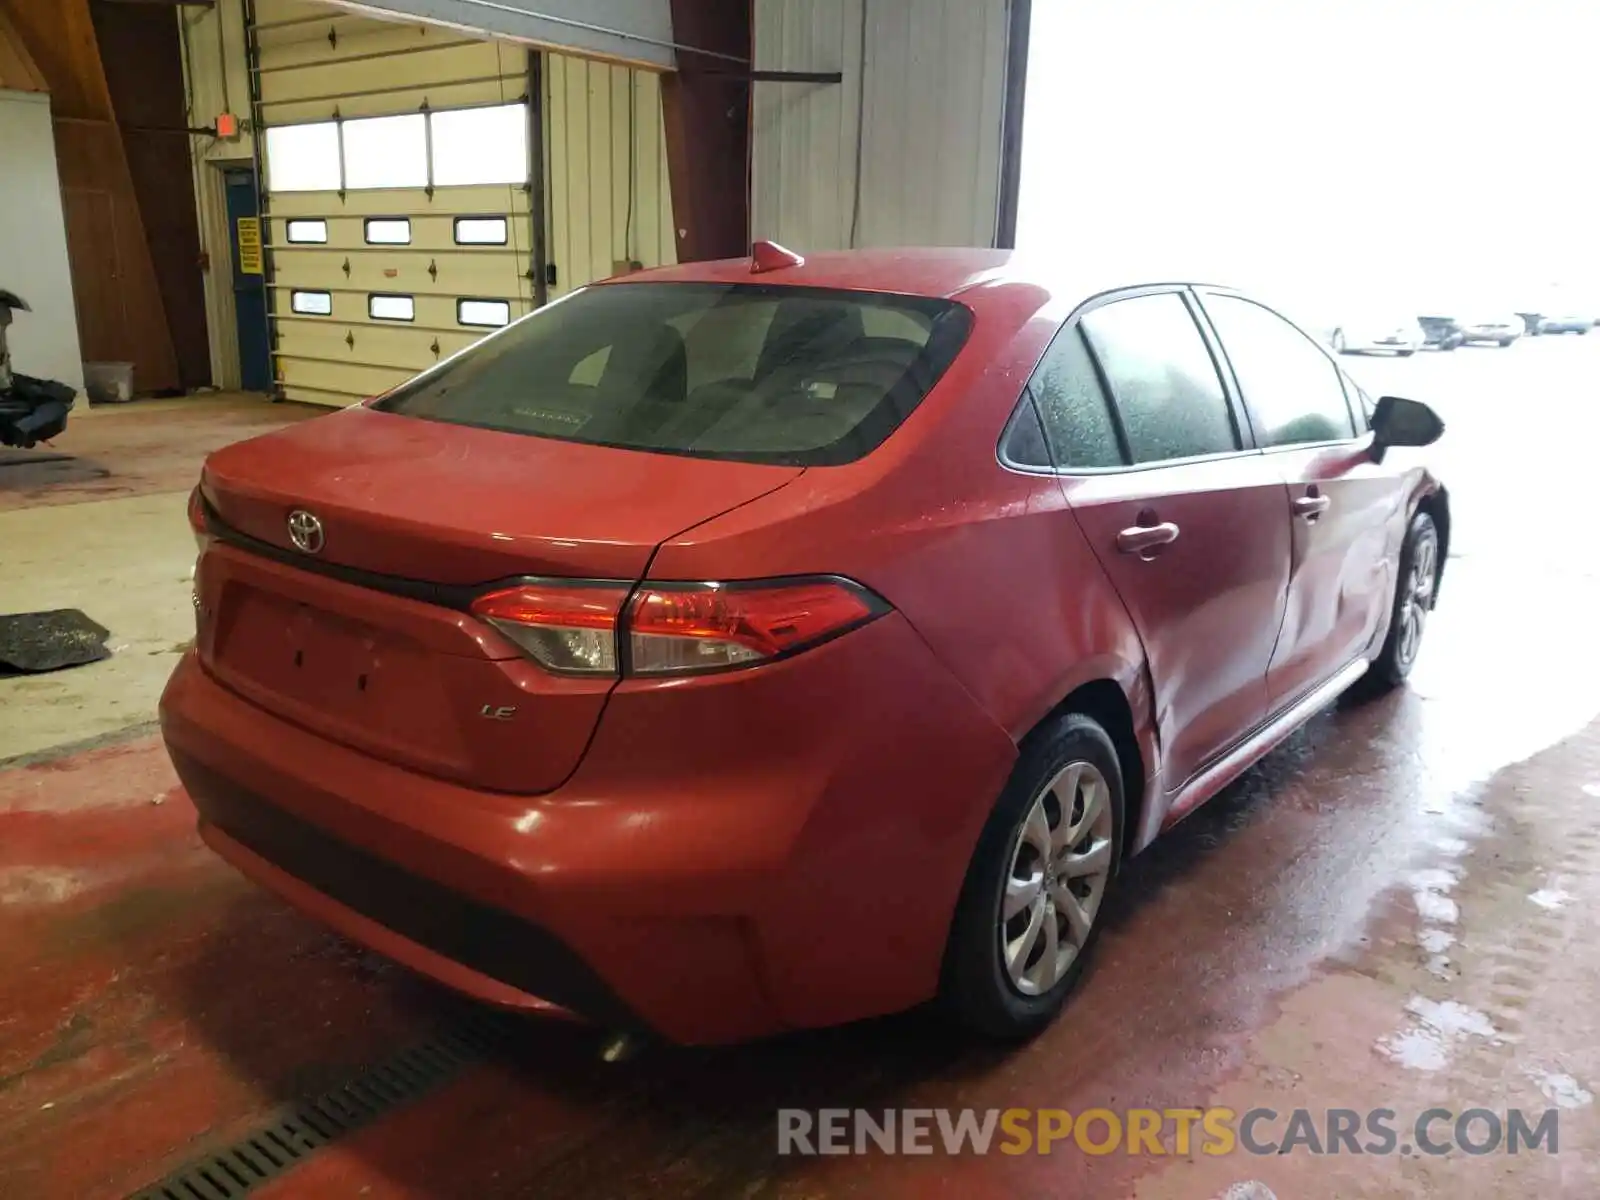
[
  {"left": 374, "top": 283, "right": 974, "bottom": 466},
  {"left": 1079, "top": 293, "right": 1239, "bottom": 464},
  {"left": 1026, "top": 325, "right": 1123, "bottom": 469},
  {"left": 1201, "top": 294, "right": 1357, "bottom": 446}
]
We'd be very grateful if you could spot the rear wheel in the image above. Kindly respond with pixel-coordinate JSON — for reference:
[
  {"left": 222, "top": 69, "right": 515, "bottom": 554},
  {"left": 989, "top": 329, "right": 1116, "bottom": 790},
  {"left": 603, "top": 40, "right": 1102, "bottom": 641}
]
[
  {"left": 942, "top": 713, "right": 1124, "bottom": 1039},
  {"left": 1498, "top": 336, "right": 1514, "bottom": 347},
  {"left": 1366, "top": 510, "right": 1439, "bottom": 691},
  {"left": 1396, "top": 348, "right": 1415, "bottom": 357}
]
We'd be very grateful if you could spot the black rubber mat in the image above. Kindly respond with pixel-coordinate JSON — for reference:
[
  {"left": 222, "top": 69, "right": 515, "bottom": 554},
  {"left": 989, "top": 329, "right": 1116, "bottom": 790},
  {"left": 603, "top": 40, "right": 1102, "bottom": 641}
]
[{"left": 0, "top": 609, "right": 111, "bottom": 673}]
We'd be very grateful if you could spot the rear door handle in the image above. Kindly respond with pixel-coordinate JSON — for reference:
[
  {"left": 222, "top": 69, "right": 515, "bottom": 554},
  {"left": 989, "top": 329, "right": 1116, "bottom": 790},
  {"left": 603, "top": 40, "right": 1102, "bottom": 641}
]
[
  {"left": 1116, "top": 521, "right": 1181, "bottom": 556},
  {"left": 1292, "top": 494, "right": 1332, "bottom": 520}
]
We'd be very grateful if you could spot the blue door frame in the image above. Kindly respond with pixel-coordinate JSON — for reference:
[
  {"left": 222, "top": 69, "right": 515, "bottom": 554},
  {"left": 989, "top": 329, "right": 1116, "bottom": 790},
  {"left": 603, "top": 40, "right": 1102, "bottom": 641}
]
[{"left": 223, "top": 167, "right": 272, "bottom": 393}]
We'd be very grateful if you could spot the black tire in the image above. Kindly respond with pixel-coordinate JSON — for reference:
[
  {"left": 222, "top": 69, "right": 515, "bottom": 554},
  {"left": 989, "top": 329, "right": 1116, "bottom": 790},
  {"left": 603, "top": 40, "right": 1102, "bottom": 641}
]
[
  {"left": 941, "top": 712, "right": 1125, "bottom": 1039},
  {"left": 1498, "top": 336, "right": 1514, "bottom": 347},
  {"left": 1396, "top": 349, "right": 1415, "bottom": 357},
  {"left": 1365, "top": 510, "right": 1439, "bottom": 692}
]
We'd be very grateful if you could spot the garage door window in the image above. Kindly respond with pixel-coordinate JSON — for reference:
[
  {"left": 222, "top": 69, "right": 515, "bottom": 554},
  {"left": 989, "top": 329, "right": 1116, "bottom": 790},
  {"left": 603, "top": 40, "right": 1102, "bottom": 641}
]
[
  {"left": 458, "top": 299, "right": 512, "bottom": 328},
  {"left": 291, "top": 290, "right": 333, "bottom": 316},
  {"left": 430, "top": 104, "right": 528, "bottom": 186},
  {"left": 364, "top": 218, "right": 411, "bottom": 245},
  {"left": 454, "top": 216, "right": 508, "bottom": 245},
  {"left": 286, "top": 219, "right": 328, "bottom": 244},
  {"left": 264, "top": 123, "right": 341, "bottom": 192},
  {"left": 343, "top": 114, "right": 428, "bottom": 190},
  {"left": 369, "top": 294, "right": 415, "bottom": 322}
]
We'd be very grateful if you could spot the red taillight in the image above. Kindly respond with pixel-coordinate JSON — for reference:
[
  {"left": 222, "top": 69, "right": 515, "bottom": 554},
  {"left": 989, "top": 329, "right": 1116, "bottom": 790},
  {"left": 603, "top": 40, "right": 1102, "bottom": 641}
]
[
  {"left": 471, "top": 583, "right": 630, "bottom": 675},
  {"left": 471, "top": 577, "right": 885, "bottom": 677},
  {"left": 187, "top": 483, "right": 209, "bottom": 550},
  {"left": 187, "top": 485, "right": 211, "bottom": 553},
  {"left": 626, "top": 579, "right": 880, "bottom": 675}
]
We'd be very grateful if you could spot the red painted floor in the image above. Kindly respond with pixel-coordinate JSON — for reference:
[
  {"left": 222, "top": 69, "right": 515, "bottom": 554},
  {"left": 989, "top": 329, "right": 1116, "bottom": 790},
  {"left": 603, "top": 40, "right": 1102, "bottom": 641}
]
[{"left": 0, "top": 394, "right": 322, "bottom": 512}]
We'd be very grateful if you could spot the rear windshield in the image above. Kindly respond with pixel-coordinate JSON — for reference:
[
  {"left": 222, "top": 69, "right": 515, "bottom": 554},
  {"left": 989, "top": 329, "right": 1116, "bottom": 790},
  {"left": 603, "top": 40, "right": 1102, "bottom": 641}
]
[{"left": 373, "top": 282, "right": 974, "bottom": 466}]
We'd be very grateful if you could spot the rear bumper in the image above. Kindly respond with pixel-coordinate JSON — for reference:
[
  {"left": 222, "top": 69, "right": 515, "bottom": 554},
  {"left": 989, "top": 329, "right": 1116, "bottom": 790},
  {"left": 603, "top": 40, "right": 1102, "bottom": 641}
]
[{"left": 160, "top": 613, "right": 1015, "bottom": 1044}]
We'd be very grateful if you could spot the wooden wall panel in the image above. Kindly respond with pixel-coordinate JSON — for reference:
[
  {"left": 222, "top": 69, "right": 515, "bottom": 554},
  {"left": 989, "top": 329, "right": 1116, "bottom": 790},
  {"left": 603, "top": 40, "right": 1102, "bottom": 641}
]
[
  {"left": 0, "top": 5, "right": 46, "bottom": 91},
  {"left": 0, "top": 0, "right": 181, "bottom": 393},
  {"left": 90, "top": 0, "right": 211, "bottom": 389}
]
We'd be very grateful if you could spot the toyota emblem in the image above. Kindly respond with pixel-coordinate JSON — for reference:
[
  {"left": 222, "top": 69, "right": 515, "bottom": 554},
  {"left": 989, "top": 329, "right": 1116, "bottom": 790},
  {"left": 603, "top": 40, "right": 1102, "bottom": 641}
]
[{"left": 286, "top": 509, "right": 325, "bottom": 554}]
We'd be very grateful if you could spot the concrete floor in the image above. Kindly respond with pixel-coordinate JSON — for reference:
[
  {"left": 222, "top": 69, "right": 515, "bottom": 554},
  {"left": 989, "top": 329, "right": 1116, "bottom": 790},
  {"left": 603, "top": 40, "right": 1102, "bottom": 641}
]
[
  {"left": 0, "top": 396, "right": 322, "bottom": 762},
  {"left": 2, "top": 349, "right": 1599, "bottom": 1199}
]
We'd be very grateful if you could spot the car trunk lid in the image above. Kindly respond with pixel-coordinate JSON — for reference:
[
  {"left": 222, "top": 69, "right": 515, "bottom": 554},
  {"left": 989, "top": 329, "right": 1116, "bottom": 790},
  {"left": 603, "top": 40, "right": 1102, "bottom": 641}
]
[{"left": 195, "top": 406, "right": 801, "bottom": 792}]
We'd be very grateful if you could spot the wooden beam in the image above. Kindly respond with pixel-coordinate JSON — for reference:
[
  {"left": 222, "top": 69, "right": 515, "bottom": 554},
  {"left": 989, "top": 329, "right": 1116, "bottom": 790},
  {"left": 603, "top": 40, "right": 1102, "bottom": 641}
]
[
  {"left": 2, "top": 0, "right": 182, "bottom": 391},
  {"left": 0, "top": 4, "right": 47, "bottom": 91},
  {"left": 660, "top": 0, "right": 751, "bottom": 262}
]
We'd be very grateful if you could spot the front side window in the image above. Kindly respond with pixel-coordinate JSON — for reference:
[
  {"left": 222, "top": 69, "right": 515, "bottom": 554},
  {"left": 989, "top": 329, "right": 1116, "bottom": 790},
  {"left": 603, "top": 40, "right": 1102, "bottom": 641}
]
[
  {"left": 1079, "top": 293, "right": 1239, "bottom": 464},
  {"left": 1342, "top": 371, "right": 1375, "bottom": 430},
  {"left": 374, "top": 283, "right": 974, "bottom": 466},
  {"left": 1202, "top": 294, "right": 1358, "bottom": 446}
]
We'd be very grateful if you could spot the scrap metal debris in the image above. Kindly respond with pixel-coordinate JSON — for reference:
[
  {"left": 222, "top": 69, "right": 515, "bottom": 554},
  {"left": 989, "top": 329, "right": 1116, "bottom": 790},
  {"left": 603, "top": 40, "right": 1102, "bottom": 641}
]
[{"left": 1, "top": 288, "right": 76, "bottom": 449}]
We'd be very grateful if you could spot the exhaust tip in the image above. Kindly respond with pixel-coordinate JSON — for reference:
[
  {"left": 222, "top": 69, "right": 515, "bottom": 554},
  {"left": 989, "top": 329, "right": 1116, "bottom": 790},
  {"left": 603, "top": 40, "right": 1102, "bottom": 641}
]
[{"left": 599, "top": 1031, "right": 643, "bottom": 1064}]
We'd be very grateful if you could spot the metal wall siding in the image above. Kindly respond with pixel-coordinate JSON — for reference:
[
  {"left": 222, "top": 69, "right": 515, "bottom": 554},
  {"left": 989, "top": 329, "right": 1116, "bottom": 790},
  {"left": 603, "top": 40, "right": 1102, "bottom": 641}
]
[
  {"left": 752, "top": 0, "right": 1008, "bottom": 252},
  {"left": 544, "top": 51, "right": 675, "bottom": 297}
]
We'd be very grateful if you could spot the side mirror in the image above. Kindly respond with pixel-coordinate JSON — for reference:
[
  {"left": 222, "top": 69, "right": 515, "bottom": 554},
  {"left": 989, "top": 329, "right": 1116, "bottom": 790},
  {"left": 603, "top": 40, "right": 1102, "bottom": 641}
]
[{"left": 1370, "top": 395, "right": 1444, "bottom": 463}]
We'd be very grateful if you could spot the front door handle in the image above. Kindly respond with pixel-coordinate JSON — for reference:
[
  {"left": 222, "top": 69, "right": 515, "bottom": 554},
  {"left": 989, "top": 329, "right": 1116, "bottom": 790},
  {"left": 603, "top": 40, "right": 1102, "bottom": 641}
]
[
  {"left": 1116, "top": 521, "right": 1181, "bottom": 557},
  {"left": 1292, "top": 494, "right": 1332, "bottom": 520}
]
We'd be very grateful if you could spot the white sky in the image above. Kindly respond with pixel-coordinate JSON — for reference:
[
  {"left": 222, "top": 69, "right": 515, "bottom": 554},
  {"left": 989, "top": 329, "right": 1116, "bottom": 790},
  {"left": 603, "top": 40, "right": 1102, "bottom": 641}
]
[{"left": 1015, "top": 0, "right": 1600, "bottom": 310}]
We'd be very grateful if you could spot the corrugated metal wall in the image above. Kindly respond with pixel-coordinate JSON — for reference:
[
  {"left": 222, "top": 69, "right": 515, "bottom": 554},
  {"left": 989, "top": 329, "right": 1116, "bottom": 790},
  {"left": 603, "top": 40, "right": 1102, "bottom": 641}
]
[
  {"left": 751, "top": 0, "right": 1009, "bottom": 252},
  {"left": 544, "top": 53, "right": 676, "bottom": 297}
]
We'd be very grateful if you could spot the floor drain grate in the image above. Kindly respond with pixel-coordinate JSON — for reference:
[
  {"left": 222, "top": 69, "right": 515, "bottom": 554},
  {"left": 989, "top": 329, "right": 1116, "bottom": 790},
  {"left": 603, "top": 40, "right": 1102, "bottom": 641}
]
[{"left": 127, "top": 1014, "right": 511, "bottom": 1200}]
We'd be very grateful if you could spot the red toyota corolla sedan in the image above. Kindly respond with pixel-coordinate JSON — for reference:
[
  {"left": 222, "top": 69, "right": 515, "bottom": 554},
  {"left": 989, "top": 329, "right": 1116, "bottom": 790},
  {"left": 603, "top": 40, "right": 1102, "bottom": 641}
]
[{"left": 161, "top": 246, "right": 1449, "bottom": 1044}]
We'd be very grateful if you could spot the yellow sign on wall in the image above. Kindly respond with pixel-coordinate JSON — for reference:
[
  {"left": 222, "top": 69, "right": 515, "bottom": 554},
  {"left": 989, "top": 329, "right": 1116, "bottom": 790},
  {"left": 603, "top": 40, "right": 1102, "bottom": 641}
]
[{"left": 236, "top": 217, "right": 263, "bottom": 275}]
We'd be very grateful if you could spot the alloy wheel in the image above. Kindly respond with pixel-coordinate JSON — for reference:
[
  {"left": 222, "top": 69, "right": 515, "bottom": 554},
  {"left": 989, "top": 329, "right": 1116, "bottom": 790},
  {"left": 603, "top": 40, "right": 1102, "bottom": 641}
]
[
  {"left": 1396, "top": 525, "right": 1438, "bottom": 669},
  {"left": 1000, "top": 761, "right": 1115, "bottom": 996}
]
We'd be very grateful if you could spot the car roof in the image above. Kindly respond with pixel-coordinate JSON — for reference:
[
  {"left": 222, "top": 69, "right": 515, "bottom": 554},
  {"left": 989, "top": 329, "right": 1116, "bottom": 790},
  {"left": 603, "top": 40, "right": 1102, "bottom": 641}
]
[{"left": 605, "top": 245, "right": 1227, "bottom": 308}]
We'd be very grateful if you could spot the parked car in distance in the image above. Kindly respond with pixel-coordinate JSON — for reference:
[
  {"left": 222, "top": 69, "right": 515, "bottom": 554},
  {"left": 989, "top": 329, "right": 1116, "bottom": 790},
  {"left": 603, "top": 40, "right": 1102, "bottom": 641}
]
[
  {"left": 1457, "top": 314, "right": 1523, "bottom": 346},
  {"left": 1416, "top": 314, "right": 1466, "bottom": 350},
  {"left": 1327, "top": 315, "right": 1424, "bottom": 356},
  {"left": 161, "top": 247, "right": 1451, "bottom": 1046},
  {"left": 1536, "top": 313, "right": 1592, "bottom": 334}
]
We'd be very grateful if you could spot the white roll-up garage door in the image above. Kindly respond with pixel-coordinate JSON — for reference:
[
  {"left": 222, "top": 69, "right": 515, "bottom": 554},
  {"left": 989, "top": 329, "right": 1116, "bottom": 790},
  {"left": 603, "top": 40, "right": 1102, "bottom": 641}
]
[{"left": 252, "top": 0, "right": 676, "bottom": 406}]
